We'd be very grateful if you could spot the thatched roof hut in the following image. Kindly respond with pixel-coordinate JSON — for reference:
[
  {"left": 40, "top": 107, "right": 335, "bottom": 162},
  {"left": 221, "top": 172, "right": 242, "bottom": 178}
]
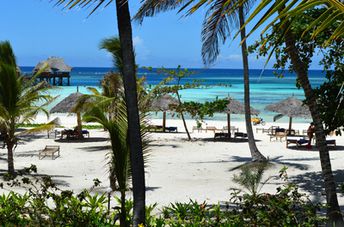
[
  {"left": 50, "top": 93, "right": 83, "bottom": 114},
  {"left": 150, "top": 94, "right": 178, "bottom": 132},
  {"left": 226, "top": 98, "right": 260, "bottom": 115},
  {"left": 265, "top": 96, "right": 311, "bottom": 132},
  {"left": 34, "top": 57, "right": 72, "bottom": 73},
  {"left": 223, "top": 98, "right": 259, "bottom": 135}
]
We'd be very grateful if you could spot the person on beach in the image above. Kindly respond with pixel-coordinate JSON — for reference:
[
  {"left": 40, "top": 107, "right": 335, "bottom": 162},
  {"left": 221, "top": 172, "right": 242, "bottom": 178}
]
[{"left": 306, "top": 122, "right": 315, "bottom": 149}]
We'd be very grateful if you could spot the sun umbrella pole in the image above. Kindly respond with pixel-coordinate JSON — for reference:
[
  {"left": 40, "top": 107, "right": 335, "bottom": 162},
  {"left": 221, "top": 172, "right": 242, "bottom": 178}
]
[
  {"left": 77, "top": 112, "right": 82, "bottom": 138},
  {"left": 162, "top": 111, "right": 166, "bottom": 132},
  {"left": 227, "top": 113, "right": 231, "bottom": 135},
  {"left": 288, "top": 117, "right": 293, "bottom": 134}
]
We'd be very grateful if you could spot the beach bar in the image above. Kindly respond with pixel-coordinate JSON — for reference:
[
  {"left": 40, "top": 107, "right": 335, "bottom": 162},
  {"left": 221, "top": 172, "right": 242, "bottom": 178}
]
[{"left": 33, "top": 57, "right": 72, "bottom": 86}]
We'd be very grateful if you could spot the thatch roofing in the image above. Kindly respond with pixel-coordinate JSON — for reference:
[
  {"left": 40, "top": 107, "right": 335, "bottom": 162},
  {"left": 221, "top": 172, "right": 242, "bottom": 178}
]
[
  {"left": 33, "top": 57, "right": 72, "bottom": 73},
  {"left": 150, "top": 94, "right": 179, "bottom": 112},
  {"left": 50, "top": 93, "right": 83, "bottom": 113},
  {"left": 226, "top": 98, "right": 260, "bottom": 115},
  {"left": 265, "top": 97, "right": 310, "bottom": 118}
]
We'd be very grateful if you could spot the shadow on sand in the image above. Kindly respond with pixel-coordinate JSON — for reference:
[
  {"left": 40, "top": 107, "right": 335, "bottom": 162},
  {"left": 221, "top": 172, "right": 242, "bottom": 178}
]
[
  {"left": 0, "top": 168, "right": 72, "bottom": 187},
  {"left": 196, "top": 137, "right": 262, "bottom": 143},
  {"left": 54, "top": 137, "right": 109, "bottom": 143}
]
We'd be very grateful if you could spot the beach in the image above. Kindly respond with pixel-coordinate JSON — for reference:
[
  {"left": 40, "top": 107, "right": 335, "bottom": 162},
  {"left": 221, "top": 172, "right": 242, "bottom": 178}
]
[{"left": 1, "top": 114, "right": 343, "bottom": 208}]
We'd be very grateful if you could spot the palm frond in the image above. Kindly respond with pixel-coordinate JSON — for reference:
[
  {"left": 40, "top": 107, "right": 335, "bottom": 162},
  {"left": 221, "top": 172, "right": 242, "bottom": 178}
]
[
  {"left": 244, "top": 0, "right": 344, "bottom": 46},
  {"left": 54, "top": 0, "right": 113, "bottom": 16},
  {"left": 134, "top": 0, "right": 189, "bottom": 23}
]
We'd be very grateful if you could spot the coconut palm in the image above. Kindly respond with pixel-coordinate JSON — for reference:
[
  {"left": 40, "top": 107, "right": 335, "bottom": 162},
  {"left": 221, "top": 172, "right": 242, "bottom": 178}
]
[
  {"left": 53, "top": 1, "right": 146, "bottom": 225},
  {"left": 0, "top": 41, "right": 54, "bottom": 175},
  {"left": 238, "top": 1, "right": 344, "bottom": 223},
  {"left": 134, "top": 0, "right": 266, "bottom": 161},
  {"left": 80, "top": 95, "right": 149, "bottom": 227},
  {"left": 245, "top": 0, "right": 344, "bottom": 46},
  {"left": 275, "top": 8, "right": 343, "bottom": 225}
]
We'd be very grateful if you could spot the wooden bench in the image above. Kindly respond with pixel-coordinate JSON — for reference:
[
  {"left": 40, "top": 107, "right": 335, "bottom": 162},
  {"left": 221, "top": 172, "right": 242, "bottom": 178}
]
[{"left": 39, "top": 145, "right": 60, "bottom": 160}]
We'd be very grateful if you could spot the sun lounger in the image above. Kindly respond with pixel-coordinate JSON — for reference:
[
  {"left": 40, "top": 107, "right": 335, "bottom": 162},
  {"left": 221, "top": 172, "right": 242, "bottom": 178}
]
[
  {"left": 165, "top": 127, "right": 178, "bottom": 132},
  {"left": 234, "top": 132, "right": 248, "bottom": 139},
  {"left": 206, "top": 126, "right": 218, "bottom": 133},
  {"left": 222, "top": 126, "right": 239, "bottom": 134},
  {"left": 325, "top": 139, "right": 336, "bottom": 147},
  {"left": 39, "top": 145, "right": 60, "bottom": 160},
  {"left": 192, "top": 126, "right": 204, "bottom": 132},
  {"left": 214, "top": 132, "right": 230, "bottom": 140},
  {"left": 270, "top": 128, "right": 286, "bottom": 142},
  {"left": 82, "top": 130, "right": 90, "bottom": 138},
  {"left": 147, "top": 125, "right": 163, "bottom": 132},
  {"left": 286, "top": 137, "right": 309, "bottom": 148}
]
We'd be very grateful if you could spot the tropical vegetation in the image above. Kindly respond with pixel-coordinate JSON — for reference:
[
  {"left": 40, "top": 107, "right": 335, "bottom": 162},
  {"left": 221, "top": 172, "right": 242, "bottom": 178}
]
[
  {"left": 248, "top": 4, "right": 344, "bottom": 224},
  {"left": 134, "top": 0, "right": 267, "bottom": 162},
  {"left": 0, "top": 167, "right": 324, "bottom": 226},
  {"left": 0, "top": 41, "right": 54, "bottom": 176},
  {"left": 53, "top": 1, "right": 147, "bottom": 225}
]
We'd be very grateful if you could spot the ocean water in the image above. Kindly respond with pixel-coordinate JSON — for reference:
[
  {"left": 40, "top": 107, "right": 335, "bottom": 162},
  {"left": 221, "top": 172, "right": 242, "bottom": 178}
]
[{"left": 20, "top": 67, "right": 326, "bottom": 123}]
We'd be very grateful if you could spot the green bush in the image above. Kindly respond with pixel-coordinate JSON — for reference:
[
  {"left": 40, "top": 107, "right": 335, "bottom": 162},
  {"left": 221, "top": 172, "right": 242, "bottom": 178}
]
[{"left": 0, "top": 167, "right": 325, "bottom": 226}]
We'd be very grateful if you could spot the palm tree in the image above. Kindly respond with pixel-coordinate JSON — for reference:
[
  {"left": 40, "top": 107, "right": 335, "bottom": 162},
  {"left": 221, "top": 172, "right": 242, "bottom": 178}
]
[
  {"left": 0, "top": 41, "right": 54, "bottom": 176},
  {"left": 53, "top": 1, "right": 146, "bottom": 225},
  {"left": 134, "top": 0, "right": 266, "bottom": 161},
  {"left": 239, "top": 1, "right": 344, "bottom": 224},
  {"left": 245, "top": 0, "right": 344, "bottom": 46},
  {"left": 80, "top": 96, "right": 149, "bottom": 227}
]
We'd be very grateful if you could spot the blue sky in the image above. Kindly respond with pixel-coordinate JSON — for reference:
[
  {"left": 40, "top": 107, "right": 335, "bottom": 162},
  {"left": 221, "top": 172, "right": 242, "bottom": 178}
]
[{"left": 0, "top": 0, "right": 322, "bottom": 69}]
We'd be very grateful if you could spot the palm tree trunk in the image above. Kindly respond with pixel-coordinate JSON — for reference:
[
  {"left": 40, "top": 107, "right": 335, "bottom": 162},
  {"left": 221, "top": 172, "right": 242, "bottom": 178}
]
[
  {"left": 176, "top": 91, "right": 191, "bottom": 140},
  {"left": 282, "top": 15, "right": 343, "bottom": 225},
  {"left": 120, "top": 190, "right": 127, "bottom": 227},
  {"left": 115, "top": 0, "right": 146, "bottom": 226},
  {"left": 238, "top": 6, "right": 266, "bottom": 162},
  {"left": 7, "top": 142, "right": 15, "bottom": 175}
]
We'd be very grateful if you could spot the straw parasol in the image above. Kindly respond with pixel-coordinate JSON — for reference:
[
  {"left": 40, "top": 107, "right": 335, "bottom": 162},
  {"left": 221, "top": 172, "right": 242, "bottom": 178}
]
[
  {"left": 225, "top": 98, "right": 260, "bottom": 135},
  {"left": 150, "top": 94, "right": 178, "bottom": 132},
  {"left": 33, "top": 57, "right": 72, "bottom": 73},
  {"left": 50, "top": 92, "right": 83, "bottom": 138},
  {"left": 265, "top": 97, "right": 311, "bottom": 132}
]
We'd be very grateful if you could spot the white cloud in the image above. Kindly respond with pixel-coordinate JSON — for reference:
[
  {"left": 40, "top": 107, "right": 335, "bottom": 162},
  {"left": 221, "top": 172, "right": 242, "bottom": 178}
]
[
  {"left": 133, "top": 36, "right": 143, "bottom": 47},
  {"left": 218, "top": 54, "right": 242, "bottom": 61}
]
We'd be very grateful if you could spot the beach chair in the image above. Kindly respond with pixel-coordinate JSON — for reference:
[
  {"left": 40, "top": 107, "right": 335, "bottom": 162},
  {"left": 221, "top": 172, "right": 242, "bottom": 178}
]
[
  {"left": 234, "top": 132, "right": 248, "bottom": 139},
  {"left": 286, "top": 137, "right": 309, "bottom": 148},
  {"left": 192, "top": 126, "right": 204, "bottom": 133},
  {"left": 39, "top": 145, "right": 60, "bottom": 160},
  {"left": 214, "top": 132, "right": 230, "bottom": 141},
  {"left": 147, "top": 125, "right": 163, "bottom": 132},
  {"left": 270, "top": 128, "right": 286, "bottom": 142},
  {"left": 165, "top": 127, "right": 178, "bottom": 133},
  {"left": 206, "top": 126, "right": 220, "bottom": 133},
  {"left": 82, "top": 130, "right": 90, "bottom": 138}
]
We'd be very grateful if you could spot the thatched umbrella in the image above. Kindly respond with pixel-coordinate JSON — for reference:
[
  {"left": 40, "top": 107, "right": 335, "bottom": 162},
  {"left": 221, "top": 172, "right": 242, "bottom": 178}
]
[
  {"left": 33, "top": 57, "right": 72, "bottom": 73},
  {"left": 50, "top": 92, "right": 83, "bottom": 138},
  {"left": 225, "top": 98, "right": 260, "bottom": 135},
  {"left": 265, "top": 97, "right": 310, "bottom": 132},
  {"left": 150, "top": 94, "right": 178, "bottom": 132}
]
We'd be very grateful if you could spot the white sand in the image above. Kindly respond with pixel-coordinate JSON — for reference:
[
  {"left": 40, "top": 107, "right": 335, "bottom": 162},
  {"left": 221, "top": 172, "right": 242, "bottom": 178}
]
[{"left": 1, "top": 114, "right": 344, "bottom": 207}]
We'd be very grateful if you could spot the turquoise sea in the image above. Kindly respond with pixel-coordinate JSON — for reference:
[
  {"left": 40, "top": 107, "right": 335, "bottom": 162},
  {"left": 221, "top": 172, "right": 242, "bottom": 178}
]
[{"left": 21, "top": 67, "right": 326, "bottom": 123}]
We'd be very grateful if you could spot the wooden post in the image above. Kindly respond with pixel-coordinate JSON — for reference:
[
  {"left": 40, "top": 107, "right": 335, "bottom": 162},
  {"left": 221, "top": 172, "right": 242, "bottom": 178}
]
[
  {"left": 288, "top": 117, "right": 293, "bottom": 135},
  {"left": 227, "top": 113, "right": 231, "bottom": 135},
  {"left": 162, "top": 111, "right": 166, "bottom": 132}
]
